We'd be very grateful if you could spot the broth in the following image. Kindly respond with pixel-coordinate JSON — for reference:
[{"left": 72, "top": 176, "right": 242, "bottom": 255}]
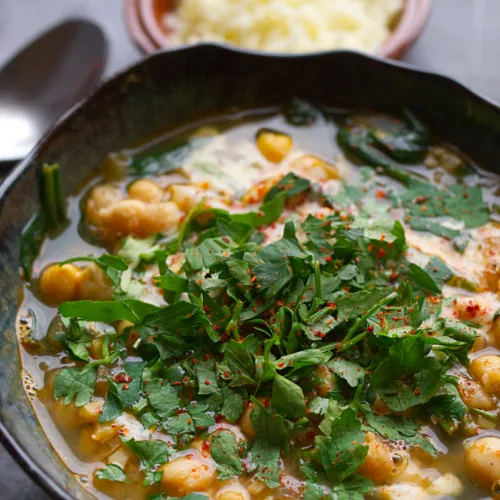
[{"left": 17, "top": 103, "right": 500, "bottom": 499}]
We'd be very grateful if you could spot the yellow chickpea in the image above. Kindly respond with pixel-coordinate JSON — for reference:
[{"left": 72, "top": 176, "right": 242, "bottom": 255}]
[
  {"left": 39, "top": 263, "right": 82, "bottom": 305},
  {"left": 78, "top": 400, "right": 103, "bottom": 423},
  {"left": 168, "top": 184, "right": 201, "bottom": 212},
  {"left": 428, "top": 473, "right": 463, "bottom": 497},
  {"left": 256, "top": 130, "right": 293, "bottom": 163},
  {"left": 77, "top": 263, "right": 113, "bottom": 301},
  {"left": 159, "top": 454, "right": 215, "bottom": 496},
  {"left": 91, "top": 422, "right": 121, "bottom": 444},
  {"left": 86, "top": 184, "right": 122, "bottom": 225},
  {"left": 216, "top": 483, "right": 250, "bottom": 500},
  {"left": 470, "top": 355, "right": 500, "bottom": 393},
  {"left": 292, "top": 155, "right": 340, "bottom": 181},
  {"left": 465, "top": 436, "right": 500, "bottom": 488},
  {"left": 141, "top": 201, "right": 183, "bottom": 236},
  {"left": 457, "top": 378, "right": 495, "bottom": 410},
  {"left": 375, "top": 484, "right": 430, "bottom": 500},
  {"left": 100, "top": 199, "right": 148, "bottom": 236},
  {"left": 357, "top": 432, "right": 395, "bottom": 484},
  {"left": 128, "top": 179, "right": 163, "bottom": 203}
]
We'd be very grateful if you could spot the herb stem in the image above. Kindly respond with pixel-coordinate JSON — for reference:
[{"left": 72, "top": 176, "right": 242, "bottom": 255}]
[
  {"left": 337, "top": 332, "right": 367, "bottom": 353},
  {"left": 469, "top": 407, "right": 498, "bottom": 422},
  {"left": 226, "top": 300, "right": 243, "bottom": 341},
  {"left": 342, "top": 291, "right": 398, "bottom": 345}
]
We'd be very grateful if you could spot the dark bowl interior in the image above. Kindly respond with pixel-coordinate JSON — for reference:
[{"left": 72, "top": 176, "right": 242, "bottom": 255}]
[{"left": 1, "top": 46, "right": 500, "bottom": 499}]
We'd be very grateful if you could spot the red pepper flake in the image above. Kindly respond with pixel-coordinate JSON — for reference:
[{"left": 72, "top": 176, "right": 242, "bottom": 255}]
[
  {"left": 376, "top": 248, "right": 386, "bottom": 259},
  {"left": 115, "top": 373, "right": 132, "bottom": 384},
  {"left": 414, "top": 388, "right": 421, "bottom": 396},
  {"left": 325, "top": 256, "right": 333, "bottom": 262},
  {"left": 122, "top": 384, "right": 129, "bottom": 391},
  {"left": 376, "top": 189, "right": 386, "bottom": 199},
  {"left": 367, "top": 325, "right": 374, "bottom": 333},
  {"left": 204, "top": 380, "right": 211, "bottom": 385}
]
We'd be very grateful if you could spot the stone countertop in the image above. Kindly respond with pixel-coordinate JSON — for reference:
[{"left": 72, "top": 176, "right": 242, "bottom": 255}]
[{"left": 1, "top": 0, "right": 499, "bottom": 498}]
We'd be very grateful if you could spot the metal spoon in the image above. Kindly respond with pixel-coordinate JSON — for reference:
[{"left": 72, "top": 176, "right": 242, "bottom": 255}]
[{"left": 0, "top": 19, "right": 107, "bottom": 163}]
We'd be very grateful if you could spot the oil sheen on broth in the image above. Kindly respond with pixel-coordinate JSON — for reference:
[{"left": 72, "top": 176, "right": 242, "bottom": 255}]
[{"left": 16, "top": 102, "right": 500, "bottom": 500}]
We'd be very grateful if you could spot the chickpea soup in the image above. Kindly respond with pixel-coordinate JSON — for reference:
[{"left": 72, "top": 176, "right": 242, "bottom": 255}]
[{"left": 17, "top": 101, "right": 500, "bottom": 500}]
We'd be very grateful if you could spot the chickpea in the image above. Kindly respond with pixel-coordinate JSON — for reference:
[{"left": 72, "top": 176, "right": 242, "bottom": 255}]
[
  {"left": 465, "top": 436, "right": 500, "bottom": 488},
  {"left": 167, "top": 184, "right": 201, "bottom": 212},
  {"left": 470, "top": 355, "right": 500, "bottom": 393},
  {"left": 159, "top": 454, "right": 215, "bottom": 496},
  {"left": 240, "top": 403, "right": 256, "bottom": 440},
  {"left": 141, "top": 201, "right": 183, "bottom": 235},
  {"left": 91, "top": 422, "right": 121, "bottom": 443},
  {"left": 216, "top": 483, "right": 250, "bottom": 500},
  {"left": 77, "top": 263, "right": 112, "bottom": 301},
  {"left": 457, "top": 378, "right": 495, "bottom": 410},
  {"left": 291, "top": 155, "right": 340, "bottom": 182},
  {"left": 107, "top": 446, "right": 132, "bottom": 469},
  {"left": 78, "top": 400, "right": 103, "bottom": 423},
  {"left": 128, "top": 179, "right": 163, "bottom": 203},
  {"left": 357, "top": 432, "right": 395, "bottom": 484},
  {"left": 39, "top": 263, "right": 82, "bottom": 305},
  {"left": 374, "top": 484, "right": 430, "bottom": 500},
  {"left": 100, "top": 199, "right": 148, "bottom": 236},
  {"left": 428, "top": 473, "right": 463, "bottom": 497},
  {"left": 256, "top": 130, "right": 293, "bottom": 163},
  {"left": 86, "top": 185, "right": 122, "bottom": 225}
]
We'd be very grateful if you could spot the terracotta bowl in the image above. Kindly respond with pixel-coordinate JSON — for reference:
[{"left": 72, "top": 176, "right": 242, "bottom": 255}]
[{"left": 125, "top": 0, "right": 433, "bottom": 59}]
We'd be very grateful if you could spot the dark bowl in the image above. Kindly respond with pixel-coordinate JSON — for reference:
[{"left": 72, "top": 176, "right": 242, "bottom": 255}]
[{"left": 2, "top": 46, "right": 500, "bottom": 500}]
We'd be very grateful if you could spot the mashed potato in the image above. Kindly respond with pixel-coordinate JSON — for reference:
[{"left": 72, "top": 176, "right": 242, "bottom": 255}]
[{"left": 164, "top": 0, "right": 403, "bottom": 54}]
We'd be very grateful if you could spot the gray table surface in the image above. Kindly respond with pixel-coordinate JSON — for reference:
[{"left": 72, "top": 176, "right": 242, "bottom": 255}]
[{"left": 1, "top": 0, "right": 499, "bottom": 498}]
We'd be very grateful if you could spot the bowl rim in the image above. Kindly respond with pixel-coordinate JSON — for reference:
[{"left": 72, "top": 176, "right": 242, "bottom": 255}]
[
  {"left": 1, "top": 44, "right": 500, "bottom": 500},
  {"left": 126, "top": 0, "right": 434, "bottom": 59}
]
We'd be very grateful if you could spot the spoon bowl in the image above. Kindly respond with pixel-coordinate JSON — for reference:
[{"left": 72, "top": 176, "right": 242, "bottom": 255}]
[{"left": 0, "top": 19, "right": 107, "bottom": 163}]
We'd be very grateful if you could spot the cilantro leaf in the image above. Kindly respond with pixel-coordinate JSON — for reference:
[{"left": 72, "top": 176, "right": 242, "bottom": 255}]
[
  {"left": 211, "top": 429, "right": 242, "bottom": 480},
  {"left": 424, "top": 256, "right": 453, "bottom": 290},
  {"left": 328, "top": 358, "right": 365, "bottom": 388},
  {"left": 371, "top": 335, "right": 425, "bottom": 388},
  {"left": 148, "top": 383, "right": 180, "bottom": 419},
  {"left": 408, "top": 263, "right": 441, "bottom": 295},
  {"left": 95, "top": 464, "right": 128, "bottom": 482},
  {"left": 265, "top": 173, "right": 311, "bottom": 202},
  {"left": 318, "top": 408, "right": 368, "bottom": 483},
  {"left": 59, "top": 299, "right": 159, "bottom": 324},
  {"left": 250, "top": 398, "right": 288, "bottom": 488},
  {"left": 122, "top": 438, "right": 169, "bottom": 469},
  {"left": 221, "top": 386, "right": 244, "bottom": 423},
  {"left": 53, "top": 366, "right": 97, "bottom": 407},
  {"left": 271, "top": 374, "right": 306, "bottom": 419}
]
